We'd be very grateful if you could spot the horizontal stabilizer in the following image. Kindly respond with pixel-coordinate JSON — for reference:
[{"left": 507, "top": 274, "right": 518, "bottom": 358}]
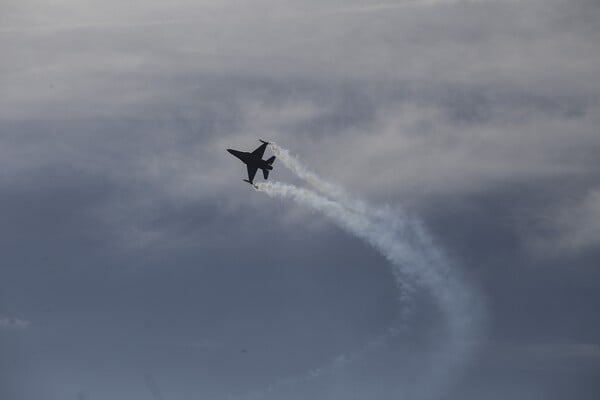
[
  {"left": 266, "top": 156, "right": 276, "bottom": 165},
  {"left": 263, "top": 169, "right": 270, "bottom": 180}
]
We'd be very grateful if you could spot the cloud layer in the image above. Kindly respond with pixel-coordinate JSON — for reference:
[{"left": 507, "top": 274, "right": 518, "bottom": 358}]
[{"left": 1, "top": 1, "right": 599, "bottom": 399}]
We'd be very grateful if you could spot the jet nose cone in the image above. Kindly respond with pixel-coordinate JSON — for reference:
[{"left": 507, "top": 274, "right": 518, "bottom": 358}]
[{"left": 227, "top": 149, "right": 234, "bottom": 155}]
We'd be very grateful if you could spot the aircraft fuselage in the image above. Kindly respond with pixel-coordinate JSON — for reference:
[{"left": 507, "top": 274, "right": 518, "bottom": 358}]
[{"left": 227, "top": 149, "right": 274, "bottom": 171}]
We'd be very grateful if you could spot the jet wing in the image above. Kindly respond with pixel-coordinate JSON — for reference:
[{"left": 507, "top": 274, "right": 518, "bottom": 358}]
[
  {"left": 251, "top": 142, "right": 268, "bottom": 159},
  {"left": 246, "top": 165, "right": 258, "bottom": 183}
]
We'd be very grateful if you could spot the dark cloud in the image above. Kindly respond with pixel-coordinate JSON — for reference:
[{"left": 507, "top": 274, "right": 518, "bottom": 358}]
[{"left": 1, "top": 0, "right": 599, "bottom": 399}]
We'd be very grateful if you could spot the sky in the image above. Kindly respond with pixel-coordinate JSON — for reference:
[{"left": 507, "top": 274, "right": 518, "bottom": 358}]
[{"left": 1, "top": 0, "right": 600, "bottom": 399}]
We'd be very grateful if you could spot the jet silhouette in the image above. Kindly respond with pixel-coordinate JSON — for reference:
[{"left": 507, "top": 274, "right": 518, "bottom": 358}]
[{"left": 227, "top": 140, "right": 275, "bottom": 185}]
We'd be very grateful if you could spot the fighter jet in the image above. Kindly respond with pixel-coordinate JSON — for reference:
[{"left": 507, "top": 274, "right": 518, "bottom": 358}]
[{"left": 227, "top": 140, "right": 276, "bottom": 185}]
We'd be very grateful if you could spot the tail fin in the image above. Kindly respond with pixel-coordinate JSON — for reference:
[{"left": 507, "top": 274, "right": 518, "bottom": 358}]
[
  {"left": 266, "top": 156, "right": 276, "bottom": 165},
  {"left": 263, "top": 169, "right": 270, "bottom": 180}
]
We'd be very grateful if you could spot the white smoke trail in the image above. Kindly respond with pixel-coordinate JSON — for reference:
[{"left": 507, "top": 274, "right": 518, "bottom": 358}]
[
  {"left": 253, "top": 147, "right": 484, "bottom": 398},
  {"left": 270, "top": 142, "right": 405, "bottom": 225},
  {"left": 269, "top": 143, "right": 346, "bottom": 201}
]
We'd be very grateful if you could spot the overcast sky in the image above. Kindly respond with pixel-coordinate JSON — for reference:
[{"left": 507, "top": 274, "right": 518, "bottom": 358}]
[{"left": 1, "top": 1, "right": 600, "bottom": 399}]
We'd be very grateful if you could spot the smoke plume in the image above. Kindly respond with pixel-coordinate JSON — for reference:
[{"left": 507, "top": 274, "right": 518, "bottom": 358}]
[{"left": 254, "top": 143, "right": 484, "bottom": 398}]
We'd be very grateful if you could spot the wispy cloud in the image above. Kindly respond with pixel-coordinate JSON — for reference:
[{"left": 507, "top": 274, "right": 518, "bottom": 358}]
[
  {"left": 526, "top": 188, "right": 600, "bottom": 256},
  {"left": 0, "top": 316, "right": 31, "bottom": 330}
]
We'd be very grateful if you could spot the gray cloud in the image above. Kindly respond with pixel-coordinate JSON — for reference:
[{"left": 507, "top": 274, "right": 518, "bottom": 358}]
[
  {"left": 0, "top": 316, "right": 31, "bottom": 330},
  {"left": 526, "top": 188, "right": 600, "bottom": 255},
  {"left": 1, "top": 0, "right": 600, "bottom": 399}
]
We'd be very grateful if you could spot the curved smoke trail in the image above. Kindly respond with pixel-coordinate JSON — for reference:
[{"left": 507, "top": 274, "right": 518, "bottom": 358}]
[
  {"left": 251, "top": 143, "right": 484, "bottom": 398},
  {"left": 270, "top": 142, "right": 413, "bottom": 244}
]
